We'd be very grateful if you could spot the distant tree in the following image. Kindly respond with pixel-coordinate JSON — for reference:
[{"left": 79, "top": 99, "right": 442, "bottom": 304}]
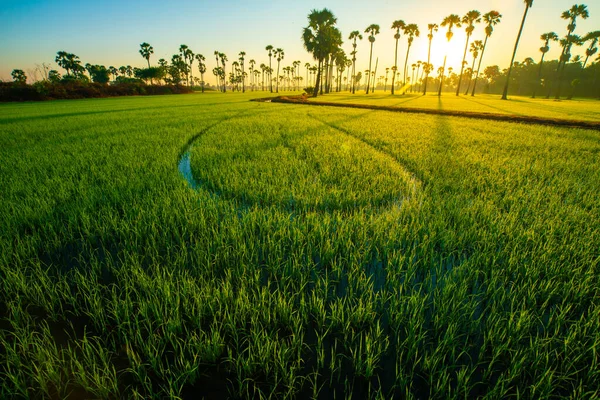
[
  {"left": 266, "top": 45, "right": 274, "bottom": 92},
  {"left": 139, "top": 42, "right": 154, "bottom": 68},
  {"left": 439, "top": 14, "right": 461, "bottom": 96},
  {"left": 348, "top": 30, "right": 363, "bottom": 93},
  {"left": 390, "top": 20, "right": 405, "bottom": 95},
  {"left": 119, "top": 66, "right": 127, "bottom": 77},
  {"left": 219, "top": 53, "right": 228, "bottom": 92},
  {"left": 423, "top": 23, "right": 438, "bottom": 95},
  {"left": 464, "top": 40, "right": 483, "bottom": 94},
  {"left": 456, "top": 11, "right": 481, "bottom": 95},
  {"left": 249, "top": 59, "right": 256, "bottom": 90},
  {"left": 196, "top": 54, "right": 206, "bottom": 92},
  {"left": 48, "top": 70, "right": 61, "bottom": 83},
  {"left": 532, "top": 32, "right": 558, "bottom": 98},
  {"left": 471, "top": 11, "right": 502, "bottom": 96},
  {"left": 502, "top": 0, "right": 534, "bottom": 99},
  {"left": 553, "top": 4, "right": 589, "bottom": 99},
  {"left": 274, "top": 48, "right": 284, "bottom": 92},
  {"left": 302, "top": 8, "right": 340, "bottom": 97},
  {"left": 239, "top": 51, "right": 246, "bottom": 92},
  {"left": 55, "top": 51, "right": 82, "bottom": 76},
  {"left": 582, "top": 31, "right": 600, "bottom": 68},
  {"left": 11, "top": 69, "right": 26, "bottom": 84},
  {"left": 401, "top": 23, "right": 419, "bottom": 93},
  {"left": 89, "top": 65, "right": 110, "bottom": 83},
  {"left": 364, "top": 24, "right": 380, "bottom": 94},
  {"left": 108, "top": 66, "right": 118, "bottom": 82}
]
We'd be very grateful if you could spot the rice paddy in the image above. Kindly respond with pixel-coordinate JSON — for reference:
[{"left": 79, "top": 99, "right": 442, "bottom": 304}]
[
  {"left": 306, "top": 92, "right": 600, "bottom": 122},
  {"left": 1, "top": 92, "right": 599, "bottom": 399}
]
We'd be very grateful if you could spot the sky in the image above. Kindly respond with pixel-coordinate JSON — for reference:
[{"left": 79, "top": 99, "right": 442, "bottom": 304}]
[{"left": 1, "top": 0, "right": 598, "bottom": 84}]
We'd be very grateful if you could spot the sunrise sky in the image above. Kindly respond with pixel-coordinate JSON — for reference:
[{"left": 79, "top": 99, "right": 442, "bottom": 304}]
[{"left": 1, "top": 0, "right": 597, "bottom": 83}]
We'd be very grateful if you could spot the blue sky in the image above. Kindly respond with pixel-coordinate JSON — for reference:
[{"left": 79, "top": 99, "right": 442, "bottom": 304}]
[{"left": 1, "top": 0, "right": 597, "bottom": 83}]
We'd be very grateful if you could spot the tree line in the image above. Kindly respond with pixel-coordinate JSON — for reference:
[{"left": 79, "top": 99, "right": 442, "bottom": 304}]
[{"left": 6, "top": 2, "right": 599, "bottom": 100}]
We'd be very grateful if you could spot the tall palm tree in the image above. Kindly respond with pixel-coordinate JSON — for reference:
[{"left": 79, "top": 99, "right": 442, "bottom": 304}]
[
  {"left": 364, "top": 24, "right": 380, "bottom": 94},
  {"left": 415, "top": 61, "right": 422, "bottom": 91},
  {"left": 348, "top": 30, "right": 363, "bottom": 93},
  {"left": 502, "top": 0, "right": 534, "bottom": 100},
  {"left": 423, "top": 24, "right": 438, "bottom": 95},
  {"left": 464, "top": 41, "right": 483, "bottom": 94},
  {"left": 238, "top": 51, "right": 246, "bottom": 92},
  {"left": 390, "top": 20, "right": 405, "bottom": 95},
  {"left": 471, "top": 11, "right": 502, "bottom": 96},
  {"left": 139, "top": 42, "right": 154, "bottom": 68},
  {"left": 302, "top": 8, "right": 340, "bottom": 97},
  {"left": 260, "top": 63, "right": 267, "bottom": 91},
  {"left": 554, "top": 4, "right": 589, "bottom": 99},
  {"left": 439, "top": 15, "right": 461, "bottom": 96},
  {"left": 582, "top": 31, "right": 600, "bottom": 68},
  {"left": 195, "top": 54, "right": 206, "bottom": 93},
  {"left": 532, "top": 32, "right": 558, "bottom": 98},
  {"left": 274, "top": 48, "right": 284, "bottom": 92},
  {"left": 249, "top": 59, "right": 256, "bottom": 90},
  {"left": 305, "top": 62, "right": 311, "bottom": 89},
  {"left": 219, "top": 53, "right": 228, "bottom": 92},
  {"left": 401, "top": 23, "right": 419, "bottom": 93},
  {"left": 456, "top": 11, "right": 481, "bottom": 95},
  {"left": 266, "top": 45, "right": 274, "bottom": 92}
]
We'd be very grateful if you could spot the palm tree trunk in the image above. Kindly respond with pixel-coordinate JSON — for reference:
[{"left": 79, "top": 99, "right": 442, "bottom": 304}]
[
  {"left": 269, "top": 57, "right": 273, "bottom": 93},
  {"left": 352, "top": 59, "right": 357, "bottom": 94},
  {"left": 456, "top": 34, "right": 470, "bottom": 96},
  {"left": 392, "top": 38, "right": 399, "bottom": 95},
  {"left": 366, "top": 43, "right": 374, "bottom": 94},
  {"left": 465, "top": 56, "right": 477, "bottom": 95},
  {"left": 438, "top": 55, "right": 447, "bottom": 96},
  {"left": 402, "top": 44, "right": 411, "bottom": 93},
  {"left": 471, "top": 35, "right": 489, "bottom": 96},
  {"left": 313, "top": 60, "right": 322, "bottom": 97},
  {"left": 276, "top": 60, "right": 280, "bottom": 93},
  {"left": 502, "top": 4, "right": 530, "bottom": 100},
  {"left": 531, "top": 53, "right": 546, "bottom": 98},
  {"left": 423, "top": 38, "right": 433, "bottom": 95}
]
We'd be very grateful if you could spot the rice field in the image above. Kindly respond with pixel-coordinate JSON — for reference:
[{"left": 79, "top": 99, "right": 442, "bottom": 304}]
[
  {"left": 306, "top": 92, "right": 600, "bottom": 122},
  {"left": 1, "top": 92, "right": 600, "bottom": 399}
]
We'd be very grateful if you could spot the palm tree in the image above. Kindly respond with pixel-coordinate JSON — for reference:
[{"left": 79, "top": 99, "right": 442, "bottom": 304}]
[
  {"left": 390, "top": 20, "right": 405, "bottom": 95},
  {"left": 348, "top": 30, "right": 363, "bottom": 93},
  {"left": 260, "top": 63, "right": 267, "bottom": 90},
  {"left": 302, "top": 8, "right": 340, "bottom": 97},
  {"left": 423, "top": 23, "right": 438, "bottom": 95},
  {"left": 364, "top": 24, "right": 380, "bottom": 94},
  {"left": 410, "top": 64, "right": 417, "bottom": 92},
  {"left": 108, "top": 66, "right": 118, "bottom": 82},
  {"left": 531, "top": 32, "right": 558, "bottom": 98},
  {"left": 266, "top": 45, "right": 274, "bottom": 92},
  {"left": 274, "top": 48, "right": 284, "bottom": 92},
  {"left": 219, "top": 53, "right": 228, "bottom": 92},
  {"left": 502, "top": 0, "right": 534, "bottom": 100},
  {"left": 456, "top": 11, "right": 481, "bottom": 95},
  {"left": 582, "top": 31, "right": 600, "bottom": 68},
  {"left": 305, "top": 62, "right": 311, "bottom": 89},
  {"left": 238, "top": 51, "right": 246, "bottom": 92},
  {"left": 464, "top": 41, "right": 483, "bottom": 94},
  {"left": 554, "top": 4, "right": 589, "bottom": 99},
  {"left": 401, "top": 24, "right": 420, "bottom": 93},
  {"left": 439, "top": 15, "right": 461, "bottom": 96},
  {"left": 415, "top": 61, "right": 422, "bottom": 91},
  {"left": 471, "top": 11, "right": 502, "bottom": 96},
  {"left": 139, "top": 42, "right": 154, "bottom": 68},
  {"left": 195, "top": 54, "right": 206, "bottom": 92},
  {"left": 249, "top": 59, "right": 256, "bottom": 90}
]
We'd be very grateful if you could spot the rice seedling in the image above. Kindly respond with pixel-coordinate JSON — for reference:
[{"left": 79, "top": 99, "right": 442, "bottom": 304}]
[{"left": 1, "top": 92, "right": 599, "bottom": 398}]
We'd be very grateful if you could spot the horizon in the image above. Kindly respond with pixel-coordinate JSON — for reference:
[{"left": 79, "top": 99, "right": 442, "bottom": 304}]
[{"left": 1, "top": 0, "right": 597, "bottom": 84}]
